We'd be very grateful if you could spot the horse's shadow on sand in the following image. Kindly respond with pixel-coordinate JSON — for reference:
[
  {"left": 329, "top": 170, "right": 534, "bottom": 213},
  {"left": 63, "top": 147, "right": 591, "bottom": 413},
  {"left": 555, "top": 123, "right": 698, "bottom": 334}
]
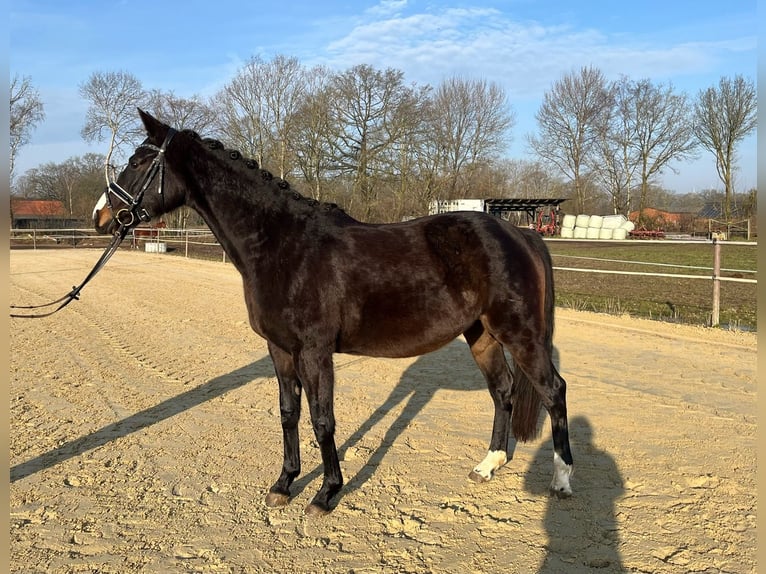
[
  {"left": 10, "top": 356, "right": 277, "bottom": 483},
  {"left": 525, "top": 415, "right": 626, "bottom": 573}
]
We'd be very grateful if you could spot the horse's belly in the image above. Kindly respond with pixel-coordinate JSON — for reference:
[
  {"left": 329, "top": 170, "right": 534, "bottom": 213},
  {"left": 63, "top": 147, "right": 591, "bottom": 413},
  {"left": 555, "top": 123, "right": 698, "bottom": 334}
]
[{"left": 337, "top": 313, "right": 473, "bottom": 358}]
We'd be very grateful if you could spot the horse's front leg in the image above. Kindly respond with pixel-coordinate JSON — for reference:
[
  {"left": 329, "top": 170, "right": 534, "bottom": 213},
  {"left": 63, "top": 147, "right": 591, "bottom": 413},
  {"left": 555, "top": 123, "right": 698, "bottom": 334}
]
[
  {"left": 295, "top": 347, "right": 343, "bottom": 516},
  {"left": 264, "top": 343, "right": 303, "bottom": 508}
]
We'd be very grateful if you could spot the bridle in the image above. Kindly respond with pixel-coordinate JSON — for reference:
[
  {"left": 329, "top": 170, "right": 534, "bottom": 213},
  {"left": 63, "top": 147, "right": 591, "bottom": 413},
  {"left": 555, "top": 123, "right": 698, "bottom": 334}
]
[
  {"left": 10, "top": 128, "right": 177, "bottom": 319},
  {"left": 105, "top": 127, "right": 177, "bottom": 227}
]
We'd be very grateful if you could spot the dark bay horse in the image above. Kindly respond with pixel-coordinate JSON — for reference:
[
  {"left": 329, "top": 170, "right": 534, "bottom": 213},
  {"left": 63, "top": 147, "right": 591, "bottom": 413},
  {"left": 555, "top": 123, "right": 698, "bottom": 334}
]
[{"left": 93, "top": 109, "right": 573, "bottom": 516}]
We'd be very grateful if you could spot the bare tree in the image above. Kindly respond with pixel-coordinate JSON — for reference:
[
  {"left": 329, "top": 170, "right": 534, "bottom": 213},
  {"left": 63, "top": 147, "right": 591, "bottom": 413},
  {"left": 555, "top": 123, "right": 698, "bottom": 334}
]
[
  {"left": 213, "top": 55, "right": 307, "bottom": 178},
  {"left": 325, "top": 64, "right": 418, "bottom": 219},
  {"left": 10, "top": 74, "right": 45, "bottom": 181},
  {"left": 427, "top": 76, "right": 515, "bottom": 199},
  {"left": 590, "top": 76, "right": 640, "bottom": 215},
  {"left": 145, "top": 90, "right": 217, "bottom": 133},
  {"left": 499, "top": 158, "right": 565, "bottom": 200},
  {"left": 376, "top": 82, "right": 431, "bottom": 219},
  {"left": 528, "top": 66, "right": 614, "bottom": 213},
  {"left": 629, "top": 79, "right": 697, "bottom": 222},
  {"left": 213, "top": 56, "right": 268, "bottom": 162},
  {"left": 262, "top": 55, "right": 309, "bottom": 179},
  {"left": 290, "top": 67, "right": 337, "bottom": 200},
  {"left": 592, "top": 77, "right": 696, "bottom": 219},
  {"left": 693, "top": 75, "right": 757, "bottom": 220},
  {"left": 79, "top": 70, "right": 146, "bottom": 183}
]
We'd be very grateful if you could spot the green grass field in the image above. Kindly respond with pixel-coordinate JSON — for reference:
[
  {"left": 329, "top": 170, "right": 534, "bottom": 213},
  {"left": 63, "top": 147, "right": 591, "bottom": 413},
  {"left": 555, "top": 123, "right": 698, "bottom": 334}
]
[{"left": 546, "top": 240, "right": 757, "bottom": 331}]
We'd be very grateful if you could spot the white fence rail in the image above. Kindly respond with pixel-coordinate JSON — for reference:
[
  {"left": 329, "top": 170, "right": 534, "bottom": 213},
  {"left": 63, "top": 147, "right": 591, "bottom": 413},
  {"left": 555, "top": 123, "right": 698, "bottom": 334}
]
[{"left": 549, "top": 238, "right": 756, "bottom": 326}]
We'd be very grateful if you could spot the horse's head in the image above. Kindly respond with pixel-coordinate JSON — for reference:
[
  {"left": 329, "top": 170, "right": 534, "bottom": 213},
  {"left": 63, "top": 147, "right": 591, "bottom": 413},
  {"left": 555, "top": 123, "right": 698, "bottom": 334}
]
[{"left": 93, "top": 109, "right": 183, "bottom": 235}]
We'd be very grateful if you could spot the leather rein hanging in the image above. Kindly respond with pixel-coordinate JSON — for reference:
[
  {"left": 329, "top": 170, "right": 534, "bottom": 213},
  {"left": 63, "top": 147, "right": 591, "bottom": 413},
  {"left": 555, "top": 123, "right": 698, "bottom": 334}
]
[{"left": 10, "top": 128, "right": 177, "bottom": 319}]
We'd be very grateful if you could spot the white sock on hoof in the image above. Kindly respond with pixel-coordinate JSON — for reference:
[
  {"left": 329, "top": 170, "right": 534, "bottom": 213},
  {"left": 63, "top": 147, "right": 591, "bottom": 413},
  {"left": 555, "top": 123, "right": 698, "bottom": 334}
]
[
  {"left": 472, "top": 450, "right": 508, "bottom": 481},
  {"left": 550, "top": 451, "right": 573, "bottom": 496}
]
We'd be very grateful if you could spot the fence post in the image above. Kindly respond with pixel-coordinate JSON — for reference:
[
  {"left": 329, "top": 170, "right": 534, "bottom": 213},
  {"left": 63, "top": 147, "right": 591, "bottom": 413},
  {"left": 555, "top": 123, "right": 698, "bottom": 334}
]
[
  {"left": 711, "top": 238, "right": 720, "bottom": 327},
  {"left": 185, "top": 229, "right": 189, "bottom": 258}
]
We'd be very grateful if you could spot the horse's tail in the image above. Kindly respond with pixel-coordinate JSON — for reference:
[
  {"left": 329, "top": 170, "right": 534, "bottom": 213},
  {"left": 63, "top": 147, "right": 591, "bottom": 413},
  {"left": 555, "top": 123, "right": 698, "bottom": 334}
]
[{"left": 511, "top": 229, "right": 555, "bottom": 442}]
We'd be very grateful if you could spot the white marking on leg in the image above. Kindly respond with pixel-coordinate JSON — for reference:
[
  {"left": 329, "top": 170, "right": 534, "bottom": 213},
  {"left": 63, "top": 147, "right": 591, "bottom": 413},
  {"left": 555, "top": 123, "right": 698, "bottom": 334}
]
[
  {"left": 550, "top": 451, "right": 573, "bottom": 497},
  {"left": 92, "top": 193, "right": 107, "bottom": 221},
  {"left": 472, "top": 450, "right": 507, "bottom": 481}
]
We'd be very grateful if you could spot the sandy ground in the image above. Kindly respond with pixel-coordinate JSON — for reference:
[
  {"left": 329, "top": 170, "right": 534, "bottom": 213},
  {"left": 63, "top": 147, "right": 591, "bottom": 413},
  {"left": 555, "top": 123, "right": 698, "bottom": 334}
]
[{"left": 9, "top": 249, "right": 757, "bottom": 574}]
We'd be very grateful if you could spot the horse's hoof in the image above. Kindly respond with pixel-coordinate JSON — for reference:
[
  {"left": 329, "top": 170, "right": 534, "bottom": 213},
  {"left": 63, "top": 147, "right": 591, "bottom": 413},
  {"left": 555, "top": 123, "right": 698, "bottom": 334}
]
[
  {"left": 265, "top": 492, "right": 290, "bottom": 507},
  {"left": 549, "top": 487, "right": 573, "bottom": 499},
  {"left": 304, "top": 503, "right": 331, "bottom": 517},
  {"left": 468, "top": 470, "right": 490, "bottom": 484}
]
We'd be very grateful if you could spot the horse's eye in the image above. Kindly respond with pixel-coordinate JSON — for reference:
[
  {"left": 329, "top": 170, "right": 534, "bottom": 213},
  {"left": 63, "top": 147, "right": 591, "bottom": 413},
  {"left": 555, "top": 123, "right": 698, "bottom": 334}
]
[{"left": 130, "top": 161, "right": 139, "bottom": 169}]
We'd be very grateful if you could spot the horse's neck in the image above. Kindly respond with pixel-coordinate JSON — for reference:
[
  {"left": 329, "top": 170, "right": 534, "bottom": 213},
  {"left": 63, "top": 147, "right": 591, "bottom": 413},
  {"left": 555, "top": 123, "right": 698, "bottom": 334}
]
[{"left": 185, "top": 177, "right": 298, "bottom": 273}]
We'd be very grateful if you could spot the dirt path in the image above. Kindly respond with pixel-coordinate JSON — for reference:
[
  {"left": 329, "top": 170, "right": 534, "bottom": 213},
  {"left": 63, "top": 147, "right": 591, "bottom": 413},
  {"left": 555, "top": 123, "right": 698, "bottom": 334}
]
[{"left": 10, "top": 249, "right": 757, "bottom": 574}]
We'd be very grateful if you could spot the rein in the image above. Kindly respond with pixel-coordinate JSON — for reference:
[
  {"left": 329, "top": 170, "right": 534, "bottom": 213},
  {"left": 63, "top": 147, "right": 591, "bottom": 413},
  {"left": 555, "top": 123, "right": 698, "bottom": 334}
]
[
  {"left": 10, "top": 128, "right": 177, "bottom": 319},
  {"left": 10, "top": 224, "right": 131, "bottom": 318}
]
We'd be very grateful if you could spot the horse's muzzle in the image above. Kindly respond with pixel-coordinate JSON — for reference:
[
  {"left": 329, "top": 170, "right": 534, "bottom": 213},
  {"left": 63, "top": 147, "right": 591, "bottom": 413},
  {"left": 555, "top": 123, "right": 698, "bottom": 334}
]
[{"left": 93, "top": 207, "right": 117, "bottom": 235}]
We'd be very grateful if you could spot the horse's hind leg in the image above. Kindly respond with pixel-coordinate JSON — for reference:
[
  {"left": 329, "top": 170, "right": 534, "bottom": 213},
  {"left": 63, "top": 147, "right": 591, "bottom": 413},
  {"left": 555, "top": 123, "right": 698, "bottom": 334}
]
[
  {"left": 464, "top": 322, "right": 513, "bottom": 483},
  {"left": 504, "top": 336, "right": 573, "bottom": 498},
  {"left": 543, "top": 362, "right": 574, "bottom": 497},
  {"left": 265, "top": 342, "right": 303, "bottom": 508}
]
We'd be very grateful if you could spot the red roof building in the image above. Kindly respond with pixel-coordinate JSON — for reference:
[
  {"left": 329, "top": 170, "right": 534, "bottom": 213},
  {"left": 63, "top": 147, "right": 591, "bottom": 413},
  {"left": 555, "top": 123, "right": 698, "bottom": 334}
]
[{"left": 11, "top": 199, "right": 78, "bottom": 229}]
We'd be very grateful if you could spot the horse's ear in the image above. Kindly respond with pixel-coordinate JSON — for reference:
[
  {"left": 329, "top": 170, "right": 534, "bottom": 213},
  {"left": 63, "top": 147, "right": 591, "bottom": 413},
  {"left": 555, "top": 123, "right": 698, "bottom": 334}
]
[{"left": 137, "top": 108, "right": 169, "bottom": 142}]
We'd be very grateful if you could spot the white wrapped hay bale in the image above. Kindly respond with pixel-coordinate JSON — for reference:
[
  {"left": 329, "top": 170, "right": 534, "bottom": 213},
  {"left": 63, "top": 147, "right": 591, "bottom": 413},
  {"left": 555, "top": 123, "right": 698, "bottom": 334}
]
[
  {"left": 588, "top": 215, "right": 604, "bottom": 229},
  {"left": 612, "top": 227, "right": 628, "bottom": 240},
  {"left": 562, "top": 214, "right": 577, "bottom": 229},
  {"left": 575, "top": 214, "right": 591, "bottom": 228},
  {"left": 573, "top": 226, "right": 588, "bottom": 239},
  {"left": 586, "top": 227, "right": 601, "bottom": 239},
  {"left": 560, "top": 226, "right": 574, "bottom": 238},
  {"left": 599, "top": 227, "right": 613, "bottom": 240},
  {"left": 602, "top": 214, "right": 627, "bottom": 229},
  {"left": 620, "top": 220, "right": 636, "bottom": 232}
]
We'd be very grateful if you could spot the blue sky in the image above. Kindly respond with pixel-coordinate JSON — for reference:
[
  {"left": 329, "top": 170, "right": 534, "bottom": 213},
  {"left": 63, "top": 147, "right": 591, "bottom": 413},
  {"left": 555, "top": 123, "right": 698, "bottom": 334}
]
[{"left": 10, "top": 0, "right": 758, "bottom": 193}]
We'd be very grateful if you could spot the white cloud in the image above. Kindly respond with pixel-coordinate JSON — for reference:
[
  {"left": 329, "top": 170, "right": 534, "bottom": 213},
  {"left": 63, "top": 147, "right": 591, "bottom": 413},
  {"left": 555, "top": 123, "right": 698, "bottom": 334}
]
[
  {"left": 366, "top": 0, "right": 409, "bottom": 17},
  {"left": 322, "top": 5, "right": 754, "bottom": 102}
]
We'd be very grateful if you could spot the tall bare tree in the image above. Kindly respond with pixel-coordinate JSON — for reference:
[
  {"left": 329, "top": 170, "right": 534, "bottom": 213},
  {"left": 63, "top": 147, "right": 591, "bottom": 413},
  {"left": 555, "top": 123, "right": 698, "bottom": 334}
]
[
  {"left": 590, "top": 76, "right": 640, "bottom": 215},
  {"left": 79, "top": 70, "right": 146, "bottom": 183},
  {"left": 693, "top": 75, "right": 757, "bottom": 220},
  {"left": 262, "top": 55, "right": 309, "bottom": 179},
  {"left": 592, "top": 77, "right": 697, "bottom": 218},
  {"left": 629, "top": 79, "right": 697, "bottom": 222},
  {"left": 428, "top": 76, "right": 514, "bottom": 199},
  {"left": 375, "top": 82, "right": 431, "bottom": 219},
  {"left": 212, "top": 56, "right": 267, "bottom": 162},
  {"left": 290, "top": 67, "right": 339, "bottom": 201},
  {"left": 145, "top": 90, "right": 217, "bottom": 133},
  {"left": 10, "top": 74, "right": 45, "bottom": 181},
  {"left": 528, "top": 66, "right": 614, "bottom": 213},
  {"left": 213, "top": 55, "right": 307, "bottom": 178},
  {"left": 325, "top": 64, "right": 417, "bottom": 219}
]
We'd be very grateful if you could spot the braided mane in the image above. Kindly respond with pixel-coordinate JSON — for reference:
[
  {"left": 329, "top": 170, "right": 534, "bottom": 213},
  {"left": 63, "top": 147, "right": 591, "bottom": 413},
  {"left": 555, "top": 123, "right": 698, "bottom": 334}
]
[{"left": 192, "top": 133, "right": 345, "bottom": 216}]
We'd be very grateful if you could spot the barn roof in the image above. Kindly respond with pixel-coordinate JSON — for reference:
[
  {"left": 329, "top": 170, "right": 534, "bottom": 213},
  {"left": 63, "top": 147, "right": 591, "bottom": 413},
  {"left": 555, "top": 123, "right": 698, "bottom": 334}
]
[{"left": 11, "top": 199, "right": 67, "bottom": 218}]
